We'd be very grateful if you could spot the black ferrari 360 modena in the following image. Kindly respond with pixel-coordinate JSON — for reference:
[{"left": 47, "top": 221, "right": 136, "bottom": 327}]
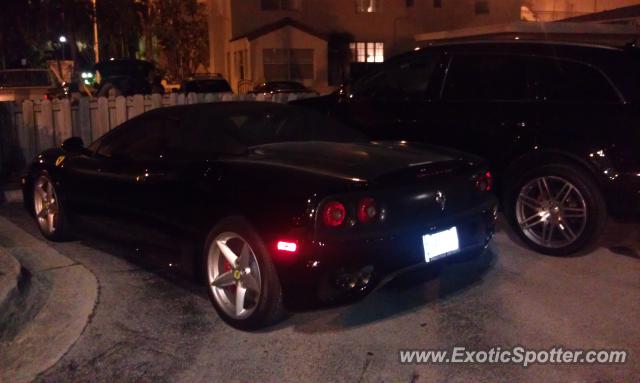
[{"left": 22, "top": 102, "right": 496, "bottom": 329}]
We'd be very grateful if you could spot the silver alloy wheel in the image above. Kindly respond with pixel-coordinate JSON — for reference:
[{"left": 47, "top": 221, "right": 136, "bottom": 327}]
[
  {"left": 515, "top": 176, "right": 588, "bottom": 248},
  {"left": 33, "top": 175, "right": 59, "bottom": 235},
  {"left": 207, "top": 232, "right": 262, "bottom": 320}
]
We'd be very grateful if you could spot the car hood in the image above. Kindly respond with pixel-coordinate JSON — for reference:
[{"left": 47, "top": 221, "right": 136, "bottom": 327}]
[{"left": 227, "top": 141, "right": 479, "bottom": 183}]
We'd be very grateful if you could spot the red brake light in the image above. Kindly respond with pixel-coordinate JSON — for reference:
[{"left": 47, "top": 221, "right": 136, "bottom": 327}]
[
  {"left": 475, "top": 171, "right": 493, "bottom": 192},
  {"left": 322, "top": 200, "right": 346, "bottom": 227},
  {"left": 276, "top": 241, "right": 297, "bottom": 253},
  {"left": 357, "top": 197, "right": 378, "bottom": 224}
]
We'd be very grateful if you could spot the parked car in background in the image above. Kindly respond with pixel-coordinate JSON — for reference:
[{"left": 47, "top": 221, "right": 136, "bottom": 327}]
[
  {"left": 94, "top": 59, "right": 160, "bottom": 97},
  {"left": 0, "top": 69, "right": 57, "bottom": 102},
  {"left": 21, "top": 102, "right": 496, "bottom": 329},
  {"left": 292, "top": 40, "right": 640, "bottom": 255},
  {"left": 179, "top": 74, "right": 231, "bottom": 94},
  {"left": 250, "top": 81, "right": 318, "bottom": 96}
]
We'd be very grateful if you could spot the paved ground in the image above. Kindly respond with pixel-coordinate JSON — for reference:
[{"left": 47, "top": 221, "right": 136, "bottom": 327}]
[{"left": 1, "top": 202, "right": 639, "bottom": 383}]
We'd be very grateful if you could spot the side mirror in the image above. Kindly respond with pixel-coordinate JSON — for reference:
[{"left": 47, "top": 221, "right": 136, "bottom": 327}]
[{"left": 61, "top": 137, "right": 84, "bottom": 153}]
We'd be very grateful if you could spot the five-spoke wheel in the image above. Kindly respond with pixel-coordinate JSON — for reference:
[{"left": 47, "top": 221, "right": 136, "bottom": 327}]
[
  {"left": 32, "top": 173, "right": 70, "bottom": 241},
  {"left": 34, "top": 175, "right": 59, "bottom": 235},
  {"left": 207, "top": 232, "right": 262, "bottom": 320},
  {"left": 203, "top": 217, "right": 283, "bottom": 329}
]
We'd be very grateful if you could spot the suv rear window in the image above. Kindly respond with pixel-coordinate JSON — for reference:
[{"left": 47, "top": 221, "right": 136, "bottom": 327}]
[
  {"left": 530, "top": 58, "right": 620, "bottom": 103},
  {"left": 443, "top": 55, "right": 529, "bottom": 102}
]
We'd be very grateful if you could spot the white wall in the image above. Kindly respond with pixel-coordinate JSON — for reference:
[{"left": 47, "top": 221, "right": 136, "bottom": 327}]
[{"left": 250, "top": 26, "right": 329, "bottom": 92}]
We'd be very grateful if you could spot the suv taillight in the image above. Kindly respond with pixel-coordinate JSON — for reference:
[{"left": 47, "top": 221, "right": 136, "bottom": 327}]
[{"left": 475, "top": 171, "right": 493, "bottom": 192}]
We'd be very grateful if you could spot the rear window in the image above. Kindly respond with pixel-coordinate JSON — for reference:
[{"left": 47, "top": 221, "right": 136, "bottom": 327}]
[
  {"left": 530, "top": 58, "right": 620, "bottom": 103},
  {"left": 183, "top": 105, "right": 368, "bottom": 156},
  {"left": 218, "top": 108, "right": 367, "bottom": 147},
  {"left": 0, "top": 70, "right": 52, "bottom": 88}
]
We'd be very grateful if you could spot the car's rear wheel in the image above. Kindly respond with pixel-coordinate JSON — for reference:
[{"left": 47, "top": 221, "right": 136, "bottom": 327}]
[
  {"left": 506, "top": 164, "right": 606, "bottom": 255},
  {"left": 32, "top": 173, "right": 71, "bottom": 241},
  {"left": 204, "top": 217, "right": 283, "bottom": 330}
]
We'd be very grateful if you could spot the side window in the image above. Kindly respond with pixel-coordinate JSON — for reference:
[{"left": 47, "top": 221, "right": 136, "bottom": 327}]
[
  {"left": 94, "top": 126, "right": 133, "bottom": 159},
  {"left": 124, "top": 119, "right": 168, "bottom": 161},
  {"left": 443, "top": 55, "right": 529, "bottom": 101},
  {"left": 353, "top": 56, "right": 438, "bottom": 100},
  {"left": 95, "top": 115, "right": 175, "bottom": 161},
  {"left": 531, "top": 59, "right": 620, "bottom": 103}
]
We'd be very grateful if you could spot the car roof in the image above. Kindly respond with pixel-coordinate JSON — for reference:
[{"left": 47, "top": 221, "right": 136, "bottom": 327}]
[
  {"left": 392, "top": 39, "right": 628, "bottom": 64},
  {"left": 425, "top": 39, "right": 623, "bottom": 51}
]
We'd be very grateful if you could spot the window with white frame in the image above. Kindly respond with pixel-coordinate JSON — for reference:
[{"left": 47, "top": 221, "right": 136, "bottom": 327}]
[
  {"left": 261, "top": 0, "right": 301, "bottom": 11},
  {"left": 349, "top": 42, "right": 384, "bottom": 63},
  {"left": 356, "top": 0, "right": 382, "bottom": 13},
  {"left": 263, "top": 49, "right": 314, "bottom": 80}
]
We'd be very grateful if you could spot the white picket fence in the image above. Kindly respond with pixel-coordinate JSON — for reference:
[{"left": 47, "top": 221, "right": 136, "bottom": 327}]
[{"left": 7, "top": 92, "right": 315, "bottom": 162}]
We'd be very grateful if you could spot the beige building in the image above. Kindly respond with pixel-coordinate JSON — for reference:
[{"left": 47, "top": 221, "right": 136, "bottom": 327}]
[
  {"left": 522, "top": 0, "right": 640, "bottom": 21},
  {"left": 205, "top": 0, "right": 523, "bottom": 92}
]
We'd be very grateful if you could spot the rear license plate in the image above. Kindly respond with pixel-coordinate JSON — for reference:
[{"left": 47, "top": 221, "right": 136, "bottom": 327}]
[{"left": 422, "top": 227, "right": 459, "bottom": 262}]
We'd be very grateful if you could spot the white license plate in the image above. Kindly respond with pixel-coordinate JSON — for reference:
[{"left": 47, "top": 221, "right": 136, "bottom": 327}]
[{"left": 422, "top": 227, "right": 460, "bottom": 262}]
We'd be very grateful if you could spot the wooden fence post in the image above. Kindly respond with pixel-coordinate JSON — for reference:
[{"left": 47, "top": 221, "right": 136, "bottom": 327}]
[
  {"left": 36, "top": 100, "right": 54, "bottom": 150},
  {"left": 51, "top": 99, "right": 72, "bottom": 145},
  {"left": 78, "top": 97, "right": 92, "bottom": 144},
  {"left": 115, "top": 96, "right": 127, "bottom": 126},
  {"left": 96, "top": 96, "right": 110, "bottom": 137},
  {"left": 20, "top": 100, "right": 35, "bottom": 161},
  {"left": 130, "top": 94, "right": 144, "bottom": 118}
]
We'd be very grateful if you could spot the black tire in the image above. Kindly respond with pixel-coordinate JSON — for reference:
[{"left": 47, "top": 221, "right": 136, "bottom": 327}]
[
  {"left": 97, "top": 83, "right": 122, "bottom": 98},
  {"left": 203, "top": 216, "right": 284, "bottom": 330},
  {"left": 504, "top": 163, "right": 606, "bottom": 256},
  {"left": 32, "top": 171, "right": 73, "bottom": 241}
]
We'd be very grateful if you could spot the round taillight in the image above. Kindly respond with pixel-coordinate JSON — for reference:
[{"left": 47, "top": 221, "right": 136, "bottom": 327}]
[
  {"left": 322, "top": 200, "right": 346, "bottom": 227},
  {"left": 357, "top": 197, "right": 378, "bottom": 224},
  {"left": 475, "top": 171, "right": 493, "bottom": 192}
]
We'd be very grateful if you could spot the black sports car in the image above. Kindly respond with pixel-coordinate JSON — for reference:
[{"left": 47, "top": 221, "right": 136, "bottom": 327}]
[{"left": 21, "top": 102, "right": 497, "bottom": 329}]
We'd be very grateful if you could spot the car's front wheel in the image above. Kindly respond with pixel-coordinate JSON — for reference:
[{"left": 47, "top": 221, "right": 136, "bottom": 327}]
[
  {"left": 506, "top": 164, "right": 606, "bottom": 255},
  {"left": 203, "top": 217, "right": 284, "bottom": 330}
]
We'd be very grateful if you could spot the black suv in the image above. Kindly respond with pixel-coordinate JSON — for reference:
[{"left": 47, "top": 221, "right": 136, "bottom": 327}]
[{"left": 293, "top": 41, "right": 640, "bottom": 255}]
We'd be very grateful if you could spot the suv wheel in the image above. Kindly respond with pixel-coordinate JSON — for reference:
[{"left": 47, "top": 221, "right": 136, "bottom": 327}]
[{"left": 505, "top": 164, "right": 606, "bottom": 255}]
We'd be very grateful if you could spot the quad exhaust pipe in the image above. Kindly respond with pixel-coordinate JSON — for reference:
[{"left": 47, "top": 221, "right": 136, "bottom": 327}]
[{"left": 336, "top": 266, "right": 374, "bottom": 291}]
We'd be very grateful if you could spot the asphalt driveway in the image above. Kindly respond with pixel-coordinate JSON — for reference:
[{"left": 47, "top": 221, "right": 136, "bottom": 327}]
[{"left": 1, "top": 202, "right": 639, "bottom": 383}]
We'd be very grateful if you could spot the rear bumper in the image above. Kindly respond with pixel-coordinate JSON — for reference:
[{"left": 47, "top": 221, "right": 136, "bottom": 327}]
[{"left": 275, "top": 197, "right": 498, "bottom": 305}]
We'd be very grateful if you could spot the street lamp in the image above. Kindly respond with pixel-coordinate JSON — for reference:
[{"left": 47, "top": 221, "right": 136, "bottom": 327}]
[{"left": 59, "top": 35, "right": 67, "bottom": 44}]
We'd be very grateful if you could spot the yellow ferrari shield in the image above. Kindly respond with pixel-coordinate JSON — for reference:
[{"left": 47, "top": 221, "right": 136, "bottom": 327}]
[{"left": 55, "top": 155, "right": 66, "bottom": 167}]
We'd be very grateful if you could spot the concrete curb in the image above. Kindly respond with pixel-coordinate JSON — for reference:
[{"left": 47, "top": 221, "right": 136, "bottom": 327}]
[
  {"left": 0, "top": 216, "right": 98, "bottom": 383},
  {"left": 0, "top": 250, "right": 21, "bottom": 314}
]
